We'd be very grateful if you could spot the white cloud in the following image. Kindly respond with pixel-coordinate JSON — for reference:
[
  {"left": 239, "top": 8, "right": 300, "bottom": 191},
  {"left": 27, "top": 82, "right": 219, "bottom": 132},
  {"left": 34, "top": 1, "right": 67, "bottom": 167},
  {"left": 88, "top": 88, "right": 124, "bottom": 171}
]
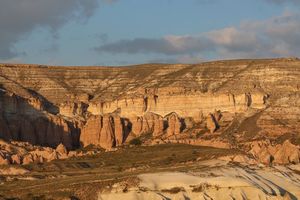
[
  {"left": 95, "top": 11, "right": 300, "bottom": 59},
  {"left": 0, "top": 0, "right": 102, "bottom": 59}
]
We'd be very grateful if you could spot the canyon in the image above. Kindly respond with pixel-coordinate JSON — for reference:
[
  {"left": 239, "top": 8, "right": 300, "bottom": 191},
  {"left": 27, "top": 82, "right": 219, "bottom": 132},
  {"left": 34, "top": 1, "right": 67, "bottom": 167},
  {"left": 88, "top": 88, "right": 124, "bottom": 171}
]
[
  {"left": 0, "top": 58, "right": 300, "bottom": 165},
  {"left": 0, "top": 58, "right": 300, "bottom": 199}
]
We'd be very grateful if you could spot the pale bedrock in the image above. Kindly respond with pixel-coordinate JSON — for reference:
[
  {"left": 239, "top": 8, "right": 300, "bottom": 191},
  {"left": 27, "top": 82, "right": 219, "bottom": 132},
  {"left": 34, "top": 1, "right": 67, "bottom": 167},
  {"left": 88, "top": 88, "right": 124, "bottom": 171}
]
[
  {"left": 59, "top": 101, "right": 88, "bottom": 118},
  {"left": 87, "top": 92, "right": 266, "bottom": 119}
]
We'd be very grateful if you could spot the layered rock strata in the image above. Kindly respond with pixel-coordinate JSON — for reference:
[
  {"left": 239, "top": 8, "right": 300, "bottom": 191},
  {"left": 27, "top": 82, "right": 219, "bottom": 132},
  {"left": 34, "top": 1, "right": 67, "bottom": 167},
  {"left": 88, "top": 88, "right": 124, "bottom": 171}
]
[{"left": 0, "top": 58, "right": 299, "bottom": 155}]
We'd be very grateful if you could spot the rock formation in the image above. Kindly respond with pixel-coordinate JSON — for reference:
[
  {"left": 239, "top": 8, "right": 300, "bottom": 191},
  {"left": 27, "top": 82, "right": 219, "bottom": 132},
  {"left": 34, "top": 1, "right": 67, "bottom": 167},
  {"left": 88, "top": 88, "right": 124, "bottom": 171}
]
[
  {"left": 206, "top": 114, "right": 219, "bottom": 133},
  {"left": 166, "top": 112, "right": 182, "bottom": 136},
  {"left": 0, "top": 58, "right": 299, "bottom": 157},
  {"left": 113, "top": 115, "right": 124, "bottom": 146},
  {"left": 80, "top": 115, "right": 102, "bottom": 147},
  {"left": 131, "top": 116, "right": 143, "bottom": 136},
  {"left": 99, "top": 115, "right": 115, "bottom": 149},
  {"left": 249, "top": 140, "right": 300, "bottom": 165},
  {"left": 0, "top": 140, "right": 102, "bottom": 165}
]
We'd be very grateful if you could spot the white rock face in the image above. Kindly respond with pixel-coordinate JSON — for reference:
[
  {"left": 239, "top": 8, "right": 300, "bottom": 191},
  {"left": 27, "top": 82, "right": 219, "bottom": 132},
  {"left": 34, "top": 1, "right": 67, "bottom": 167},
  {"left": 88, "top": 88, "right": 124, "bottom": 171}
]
[{"left": 98, "top": 160, "right": 300, "bottom": 200}]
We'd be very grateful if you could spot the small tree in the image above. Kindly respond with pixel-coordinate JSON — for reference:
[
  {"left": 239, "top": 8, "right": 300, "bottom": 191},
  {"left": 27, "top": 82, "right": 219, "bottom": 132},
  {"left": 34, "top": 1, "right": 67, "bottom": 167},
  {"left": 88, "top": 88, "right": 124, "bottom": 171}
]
[{"left": 129, "top": 138, "right": 142, "bottom": 146}]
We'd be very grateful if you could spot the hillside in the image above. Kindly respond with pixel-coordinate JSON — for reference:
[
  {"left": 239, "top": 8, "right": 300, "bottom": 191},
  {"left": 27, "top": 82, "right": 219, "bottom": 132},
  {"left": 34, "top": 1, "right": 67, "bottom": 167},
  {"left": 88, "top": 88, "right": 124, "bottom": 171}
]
[{"left": 0, "top": 58, "right": 299, "bottom": 164}]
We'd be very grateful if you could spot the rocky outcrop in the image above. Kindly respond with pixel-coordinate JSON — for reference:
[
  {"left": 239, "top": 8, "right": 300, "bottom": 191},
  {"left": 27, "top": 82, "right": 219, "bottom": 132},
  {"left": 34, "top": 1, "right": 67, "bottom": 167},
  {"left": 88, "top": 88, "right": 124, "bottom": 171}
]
[
  {"left": 249, "top": 140, "right": 300, "bottom": 165},
  {"left": 0, "top": 90, "right": 77, "bottom": 150},
  {"left": 80, "top": 114, "right": 131, "bottom": 149},
  {"left": 131, "top": 116, "right": 143, "bottom": 136},
  {"left": 206, "top": 110, "right": 222, "bottom": 133},
  {"left": 0, "top": 58, "right": 299, "bottom": 155},
  {"left": 142, "top": 113, "right": 164, "bottom": 137},
  {"left": 0, "top": 140, "right": 102, "bottom": 165},
  {"left": 56, "top": 143, "right": 68, "bottom": 156},
  {"left": 166, "top": 113, "right": 182, "bottom": 136},
  {"left": 99, "top": 115, "right": 115, "bottom": 149},
  {"left": 114, "top": 115, "right": 124, "bottom": 146},
  {"left": 206, "top": 114, "right": 219, "bottom": 133},
  {"left": 59, "top": 101, "right": 88, "bottom": 118},
  {"left": 273, "top": 140, "right": 300, "bottom": 164},
  {"left": 80, "top": 115, "right": 102, "bottom": 147}
]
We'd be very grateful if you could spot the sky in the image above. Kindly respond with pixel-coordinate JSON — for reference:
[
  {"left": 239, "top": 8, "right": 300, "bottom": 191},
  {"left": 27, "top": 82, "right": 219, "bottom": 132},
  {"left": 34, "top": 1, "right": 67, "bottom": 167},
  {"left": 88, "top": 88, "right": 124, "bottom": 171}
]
[{"left": 0, "top": 0, "right": 300, "bottom": 66}]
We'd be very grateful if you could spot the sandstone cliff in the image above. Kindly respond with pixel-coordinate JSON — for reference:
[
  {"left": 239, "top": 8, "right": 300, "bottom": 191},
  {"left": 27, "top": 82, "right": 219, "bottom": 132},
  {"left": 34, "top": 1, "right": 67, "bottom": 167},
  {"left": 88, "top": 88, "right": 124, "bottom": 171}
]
[{"left": 0, "top": 58, "right": 300, "bottom": 164}]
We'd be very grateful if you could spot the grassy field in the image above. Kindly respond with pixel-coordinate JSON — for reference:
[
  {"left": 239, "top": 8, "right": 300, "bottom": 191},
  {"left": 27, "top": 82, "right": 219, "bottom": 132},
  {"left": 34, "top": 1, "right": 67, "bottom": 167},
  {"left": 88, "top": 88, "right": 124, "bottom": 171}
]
[{"left": 0, "top": 144, "right": 238, "bottom": 200}]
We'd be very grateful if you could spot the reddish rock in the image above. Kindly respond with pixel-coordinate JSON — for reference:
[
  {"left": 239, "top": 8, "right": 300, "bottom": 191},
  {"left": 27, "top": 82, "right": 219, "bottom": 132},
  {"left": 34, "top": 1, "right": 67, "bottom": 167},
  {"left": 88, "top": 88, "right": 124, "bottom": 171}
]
[
  {"left": 153, "top": 117, "right": 164, "bottom": 137},
  {"left": 249, "top": 140, "right": 300, "bottom": 165},
  {"left": 80, "top": 115, "right": 102, "bottom": 147},
  {"left": 0, "top": 153, "right": 10, "bottom": 165},
  {"left": 144, "top": 113, "right": 164, "bottom": 137},
  {"left": 114, "top": 115, "right": 124, "bottom": 146},
  {"left": 46, "top": 116, "right": 73, "bottom": 150},
  {"left": 11, "top": 154, "right": 21, "bottom": 164},
  {"left": 166, "top": 113, "right": 182, "bottom": 136},
  {"left": 99, "top": 115, "right": 115, "bottom": 149},
  {"left": 213, "top": 110, "right": 222, "bottom": 122},
  {"left": 206, "top": 113, "right": 219, "bottom": 133},
  {"left": 22, "top": 154, "right": 34, "bottom": 165},
  {"left": 273, "top": 140, "right": 300, "bottom": 164},
  {"left": 131, "top": 116, "right": 143, "bottom": 136},
  {"left": 56, "top": 143, "right": 68, "bottom": 155}
]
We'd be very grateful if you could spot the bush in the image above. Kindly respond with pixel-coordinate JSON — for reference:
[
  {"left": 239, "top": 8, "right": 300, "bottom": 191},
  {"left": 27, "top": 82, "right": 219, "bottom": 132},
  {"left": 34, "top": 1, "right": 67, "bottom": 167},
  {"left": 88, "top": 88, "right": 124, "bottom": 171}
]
[
  {"left": 161, "top": 187, "right": 185, "bottom": 194},
  {"left": 129, "top": 138, "right": 142, "bottom": 146}
]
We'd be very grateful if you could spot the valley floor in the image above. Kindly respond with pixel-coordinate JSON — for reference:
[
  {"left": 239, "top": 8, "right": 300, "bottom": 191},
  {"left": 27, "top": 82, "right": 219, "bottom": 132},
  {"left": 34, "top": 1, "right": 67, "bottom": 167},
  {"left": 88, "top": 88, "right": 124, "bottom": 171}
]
[{"left": 0, "top": 144, "right": 299, "bottom": 200}]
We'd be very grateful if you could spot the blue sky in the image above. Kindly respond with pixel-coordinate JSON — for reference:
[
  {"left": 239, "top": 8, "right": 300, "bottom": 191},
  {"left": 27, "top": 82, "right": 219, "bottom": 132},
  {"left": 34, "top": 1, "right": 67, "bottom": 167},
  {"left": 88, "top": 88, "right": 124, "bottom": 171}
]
[{"left": 0, "top": 0, "right": 299, "bottom": 66}]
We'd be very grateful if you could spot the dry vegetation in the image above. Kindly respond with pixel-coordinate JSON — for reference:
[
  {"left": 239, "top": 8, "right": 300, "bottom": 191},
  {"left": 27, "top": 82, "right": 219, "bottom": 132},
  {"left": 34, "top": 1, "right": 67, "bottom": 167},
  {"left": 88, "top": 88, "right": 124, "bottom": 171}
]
[{"left": 0, "top": 144, "right": 237, "bottom": 200}]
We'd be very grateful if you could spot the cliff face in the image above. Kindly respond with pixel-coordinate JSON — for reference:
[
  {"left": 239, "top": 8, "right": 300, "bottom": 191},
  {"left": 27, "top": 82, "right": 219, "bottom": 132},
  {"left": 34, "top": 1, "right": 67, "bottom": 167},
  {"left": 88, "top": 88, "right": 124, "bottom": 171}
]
[{"left": 0, "top": 58, "right": 299, "bottom": 155}]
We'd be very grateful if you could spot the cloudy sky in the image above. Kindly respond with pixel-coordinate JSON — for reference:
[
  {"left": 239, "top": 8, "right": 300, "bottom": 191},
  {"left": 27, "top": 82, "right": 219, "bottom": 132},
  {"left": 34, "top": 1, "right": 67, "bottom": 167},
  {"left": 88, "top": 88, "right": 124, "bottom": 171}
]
[{"left": 0, "top": 0, "right": 299, "bottom": 66}]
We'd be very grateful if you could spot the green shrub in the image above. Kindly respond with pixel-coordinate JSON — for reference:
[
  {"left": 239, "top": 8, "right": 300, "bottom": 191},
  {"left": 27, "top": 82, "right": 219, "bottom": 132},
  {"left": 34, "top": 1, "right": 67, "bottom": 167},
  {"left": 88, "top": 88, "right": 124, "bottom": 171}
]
[{"left": 129, "top": 138, "right": 142, "bottom": 146}]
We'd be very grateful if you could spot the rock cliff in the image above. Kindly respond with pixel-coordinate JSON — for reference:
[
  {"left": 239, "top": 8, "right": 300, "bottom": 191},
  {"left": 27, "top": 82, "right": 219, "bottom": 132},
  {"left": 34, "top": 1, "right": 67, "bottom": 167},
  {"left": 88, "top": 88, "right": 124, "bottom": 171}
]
[{"left": 0, "top": 58, "right": 300, "bottom": 164}]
